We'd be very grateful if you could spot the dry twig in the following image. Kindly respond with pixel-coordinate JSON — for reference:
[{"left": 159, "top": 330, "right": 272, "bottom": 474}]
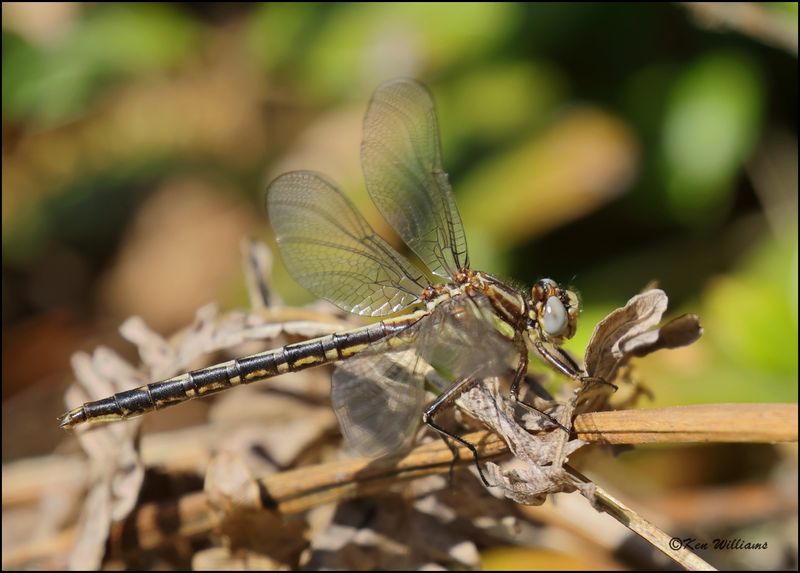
[
  {"left": 573, "top": 403, "right": 798, "bottom": 444},
  {"left": 566, "top": 466, "right": 717, "bottom": 571}
]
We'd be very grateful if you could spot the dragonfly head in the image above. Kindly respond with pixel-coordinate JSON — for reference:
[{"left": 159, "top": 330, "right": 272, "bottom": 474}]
[{"left": 529, "top": 278, "right": 579, "bottom": 343}]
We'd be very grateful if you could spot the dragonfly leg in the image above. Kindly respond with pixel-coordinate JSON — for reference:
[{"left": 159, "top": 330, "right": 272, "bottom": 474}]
[
  {"left": 509, "top": 342, "right": 570, "bottom": 434},
  {"left": 441, "top": 436, "right": 461, "bottom": 486},
  {"left": 554, "top": 346, "right": 616, "bottom": 390},
  {"left": 534, "top": 339, "right": 618, "bottom": 392},
  {"left": 554, "top": 346, "right": 580, "bottom": 373},
  {"left": 422, "top": 377, "right": 491, "bottom": 487}
]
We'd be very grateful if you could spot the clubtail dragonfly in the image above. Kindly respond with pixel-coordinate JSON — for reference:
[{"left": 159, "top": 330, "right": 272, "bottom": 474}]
[{"left": 59, "top": 79, "right": 589, "bottom": 482}]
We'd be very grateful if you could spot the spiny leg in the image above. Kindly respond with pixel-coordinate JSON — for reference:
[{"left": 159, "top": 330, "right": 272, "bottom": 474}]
[
  {"left": 509, "top": 340, "right": 570, "bottom": 434},
  {"left": 554, "top": 345, "right": 618, "bottom": 392},
  {"left": 534, "top": 339, "right": 618, "bottom": 392},
  {"left": 422, "top": 377, "right": 491, "bottom": 487},
  {"left": 440, "top": 435, "right": 461, "bottom": 485},
  {"left": 554, "top": 345, "right": 580, "bottom": 373}
]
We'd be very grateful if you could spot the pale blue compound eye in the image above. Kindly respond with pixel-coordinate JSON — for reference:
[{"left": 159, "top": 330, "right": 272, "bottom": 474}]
[{"left": 543, "top": 296, "right": 568, "bottom": 336}]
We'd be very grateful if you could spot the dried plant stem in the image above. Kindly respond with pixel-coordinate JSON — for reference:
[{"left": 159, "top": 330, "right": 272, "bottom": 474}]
[
  {"left": 573, "top": 402, "right": 797, "bottom": 443},
  {"left": 566, "top": 466, "right": 717, "bottom": 571},
  {"left": 247, "top": 432, "right": 509, "bottom": 514}
]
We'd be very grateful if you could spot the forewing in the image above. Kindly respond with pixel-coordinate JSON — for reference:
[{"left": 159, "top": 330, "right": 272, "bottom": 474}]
[
  {"left": 267, "top": 171, "right": 427, "bottom": 316},
  {"left": 331, "top": 349, "right": 428, "bottom": 458},
  {"left": 362, "top": 79, "right": 468, "bottom": 279}
]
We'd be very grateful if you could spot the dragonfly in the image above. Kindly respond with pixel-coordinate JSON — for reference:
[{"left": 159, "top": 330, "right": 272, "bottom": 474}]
[{"left": 58, "top": 79, "right": 591, "bottom": 484}]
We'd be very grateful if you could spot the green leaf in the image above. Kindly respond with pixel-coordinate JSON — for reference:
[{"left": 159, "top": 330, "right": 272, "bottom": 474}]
[{"left": 659, "top": 51, "right": 764, "bottom": 225}]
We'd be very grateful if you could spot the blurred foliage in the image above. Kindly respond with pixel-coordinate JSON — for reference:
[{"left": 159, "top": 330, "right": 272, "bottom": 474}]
[
  {"left": 660, "top": 50, "right": 764, "bottom": 225},
  {"left": 248, "top": 3, "right": 518, "bottom": 100},
  {"left": 3, "top": 4, "right": 198, "bottom": 124},
  {"left": 2, "top": 1, "right": 797, "bottom": 457}
]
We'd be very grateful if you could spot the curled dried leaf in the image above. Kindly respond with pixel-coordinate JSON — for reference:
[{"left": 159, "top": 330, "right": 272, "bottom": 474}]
[
  {"left": 621, "top": 313, "right": 703, "bottom": 357},
  {"left": 583, "top": 289, "right": 670, "bottom": 382},
  {"left": 578, "top": 289, "right": 702, "bottom": 415},
  {"left": 456, "top": 380, "right": 586, "bottom": 505},
  {"left": 583, "top": 289, "right": 702, "bottom": 383}
]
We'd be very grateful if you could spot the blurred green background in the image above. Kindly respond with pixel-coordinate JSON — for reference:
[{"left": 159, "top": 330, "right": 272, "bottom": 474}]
[{"left": 2, "top": 2, "right": 797, "bottom": 469}]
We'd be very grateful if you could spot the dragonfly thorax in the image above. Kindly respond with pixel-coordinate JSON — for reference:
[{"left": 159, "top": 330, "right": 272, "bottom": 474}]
[{"left": 472, "top": 272, "right": 529, "bottom": 330}]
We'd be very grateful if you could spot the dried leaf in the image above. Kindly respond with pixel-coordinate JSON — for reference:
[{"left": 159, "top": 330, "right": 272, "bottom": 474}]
[
  {"left": 621, "top": 313, "right": 703, "bottom": 357},
  {"left": 241, "top": 238, "right": 280, "bottom": 310},
  {"left": 583, "top": 289, "right": 669, "bottom": 381},
  {"left": 457, "top": 382, "right": 559, "bottom": 466},
  {"left": 175, "top": 303, "right": 221, "bottom": 370},
  {"left": 65, "top": 347, "right": 146, "bottom": 570},
  {"left": 456, "top": 380, "right": 585, "bottom": 505},
  {"left": 483, "top": 462, "right": 577, "bottom": 506},
  {"left": 218, "top": 510, "right": 307, "bottom": 567},
  {"left": 414, "top": 477, "right": 524, "bottom": 543},
  {"left": 578, "top": 290, "right": 703, "bottom": 414},
  {"left": 203, "top": 451, "right": 308, "bottom": 567},
  {"left": 119, "top": 316, "right": 175, "bottom": 378},
  {"left": 205, "top": 451, "right": 261, "bottom": 513},
  {"left": 207, "top": 401, "right": 335, "bottom": 471}
]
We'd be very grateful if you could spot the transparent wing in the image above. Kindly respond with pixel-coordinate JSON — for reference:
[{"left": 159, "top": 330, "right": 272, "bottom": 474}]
[
  {"left": 267, "top": 171, "right": 428, "bottom": 317},
  {"left": 416, "top": 293, "right": 520, "bottom": 393},
  {"left": 331, "top": 348, "right": 428, "bottom": 458},
  {"left": 362, "top": 79, "right": 468, "bottom": 279},
  {"left": 331, "top": 293, "right": 521, "bottom": 458}
]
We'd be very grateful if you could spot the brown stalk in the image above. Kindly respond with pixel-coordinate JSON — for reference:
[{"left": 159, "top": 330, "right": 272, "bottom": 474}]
[
  {"left": 566, "top": 466, "right": 717, "bottom": 571},
  {"left": 573, "top": 403, "right": 798, "bottom": 444}
]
